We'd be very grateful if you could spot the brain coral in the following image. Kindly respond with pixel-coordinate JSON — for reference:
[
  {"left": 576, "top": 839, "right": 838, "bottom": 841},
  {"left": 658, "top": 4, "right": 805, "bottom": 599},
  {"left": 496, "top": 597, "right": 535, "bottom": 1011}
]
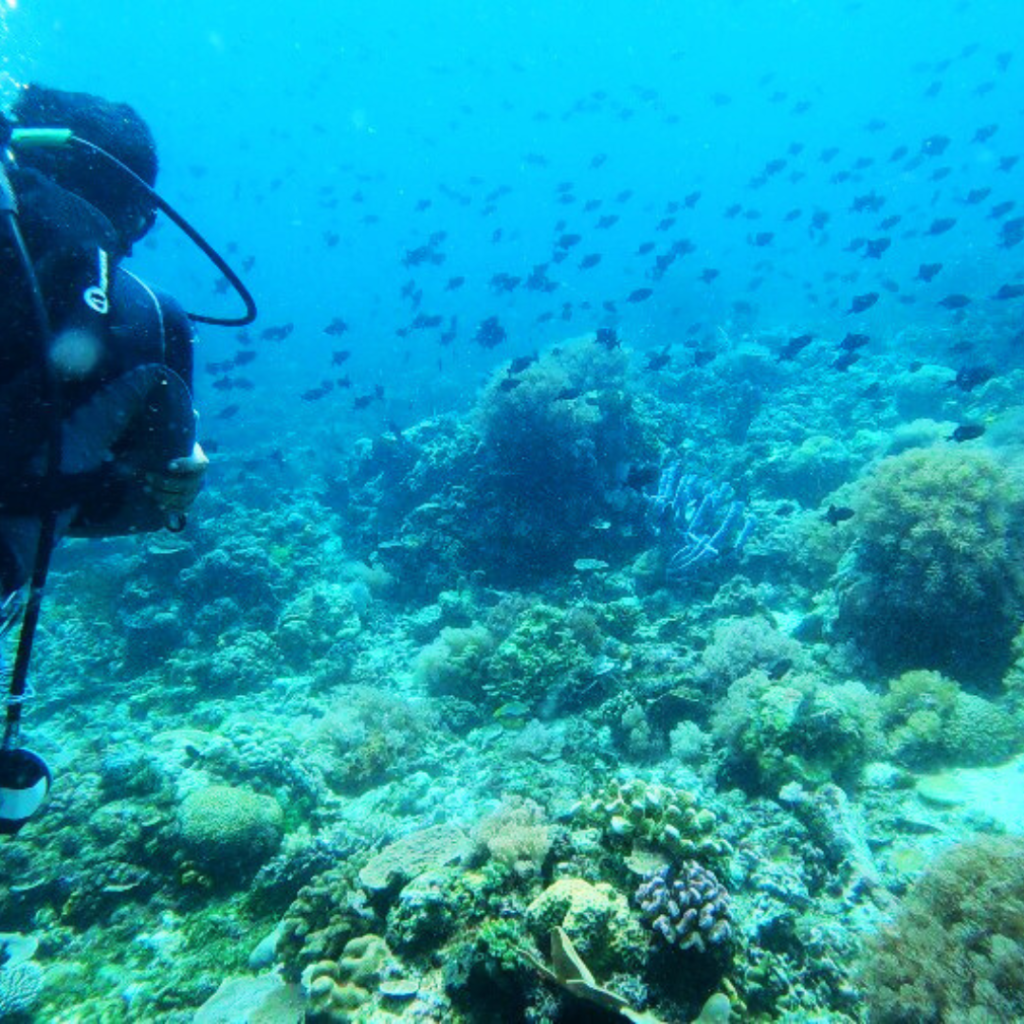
[
  {"left": 835, "top": 447, "right": 1024, "bottom": 683},
  {"left": 178, "top": 785, "right": 284, "bottom": 880}
]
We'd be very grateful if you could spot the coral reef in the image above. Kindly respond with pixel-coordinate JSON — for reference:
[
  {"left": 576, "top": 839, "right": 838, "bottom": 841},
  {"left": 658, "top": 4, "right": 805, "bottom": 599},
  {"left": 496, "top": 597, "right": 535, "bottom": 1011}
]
[
  {"left": 859, "top": 835, "right": 1024, "bottom": 1022},
  {"left": 834, "top": 447, "right": 1024, "bottom": 683},
  {"left": 635, "top": 861, "right": 733, "bottom": 953},
  {"left": 177, "top": 785, "right": 284, "bottom": 883}
]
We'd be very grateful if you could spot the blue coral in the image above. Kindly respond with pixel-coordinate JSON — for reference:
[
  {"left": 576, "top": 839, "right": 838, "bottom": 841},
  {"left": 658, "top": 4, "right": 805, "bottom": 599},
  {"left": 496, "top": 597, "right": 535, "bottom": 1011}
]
[
  {"left": 635, "top": 862, "right": 733, "bottom": 953},
  {"left": 647, "top": 463, "right": 755, "bottom": 579}
]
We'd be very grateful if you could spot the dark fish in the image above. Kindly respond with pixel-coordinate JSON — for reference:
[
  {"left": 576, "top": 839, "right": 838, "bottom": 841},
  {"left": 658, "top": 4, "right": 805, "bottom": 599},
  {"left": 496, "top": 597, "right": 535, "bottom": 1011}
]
[
  {"left": 699, "top": 268, "right": 720, "bottom": 283},
  {"left": 508, "top": 354, "right": 538, "bottom": 374},
  {"left": 784, "top": 208, "right": 802, "bottom": 222},
  {"left": 474, "top": 315, "right": 507, "bottom": 349},
  {"left": 684, "top": 191, "right": 702, "bottom": 208},
  {"left": 839, "top": 332, "right": 870, "bottom": 352},
  {"left": 233, "top": 350, "right": 257, "bottom": 367},
  {"left": 724, "top": 203, "right": 742, "bottom": 219},
  {"left": 851, "top": 192, "right": 886, "bottom": 213},
  {"left": 778, "top": 333, "right": 815, "bottom": 361},
  {"left": 324, "top": 317, "right": 349, "bottom": 336},
  {"left": 889, "top": 145, "right": 909, "bottom": 162},
  {"left": 847, "top": 292, "right": 879, "bottom": 314},
  {"left": 260, "top": 323, "right": 294, "bottom": 342},
  {"left": 999, "top": 216, "right": 1024, "bottom": 248},
  {"left": 879, "top": 215, "right": 902, "bottom": 230},
  {"left": 948, "top": 423, "right": 985, "bottom": 442},
  {"left": 767, "top": 658, "right": 794, "bottom": 681},
  {"left": 590, "top": 153, "right": 608, "bottom": 169},
  {"left": 917, "top": 262, "right": 943, "bottom": 282},
  {"left": 301, "top": 382, "right": 334, "bottom": 402},
  {"left": 445, "top": 276, "right": 465, "bottom": 291},
  {"left": 596, "top": 214, "right": 619, "bottom": 229},
  {"left": 832, "top": 351, "right": 860, "bottom": 372},
  {"left": 951, "top": 365, "right": 993, "bottom": 392},
  {"left": 863, "top": 237, "right": 891, "bottom": 258},
  {"left": 498, "top": 378, "right": 522, "bottom": 393},
  {"left": 693, "top": 349, "right": 716, "bottom": 367},
  {"left": 825, "top": 504, "right": 855, "bottom": 526},
  {"left": 938, "top": 294, "right": 971, "bottom": 309},
  {"left": 656, "top": 216, "right": 677, "bottom": 232},
  {"left": 990, "top": 201, "right": 1016, "bottom": 219},
  {"left": 627, "top": 288, "right": 654, "bottom": 303},
  {"left": 595, "top": 327, "right": 619, "bottom": 350},
  {"left": 636, "top": 241, "right": 656, "bottom": 255},
  {"left": 926, "top": 217, "right": 957, "bottom": 235},
  {"left": 331, "top": 350, "right": 351, "bottom": 366},
  {"left": 215, "top": 404, "right": 241, "bottom": 420},
  {"left": 998, "top": 156, "right": 1020, "bottom": 173},
  {"left": 578, "top": 253, "right": 602, "bottom": 270},
  {"left": 920, "top": 134, "right": 950, "bottom": 156},
  {"left": 810, "top": 210, "right": 830, "bottom": 230},
  {"left": 964, "top": 187, "right": 991, "bottom": 205},
  {"left": 555, "top": 232, "right": 582, "bottom": 250},
  {"left": 750, "top": 231, "right": 774, "bottom": 246},
  {"left": 645, "top": 346, "right": 671, "bottom": 371},
  {"left": 489, "top": 272, "right": 521, "bottom": 293},
  {"left": 554, "top": 387, "right": 583, "bottom": 401},
  {"left": 993, "top": 283, "right": 1024, "bottom": 300}
]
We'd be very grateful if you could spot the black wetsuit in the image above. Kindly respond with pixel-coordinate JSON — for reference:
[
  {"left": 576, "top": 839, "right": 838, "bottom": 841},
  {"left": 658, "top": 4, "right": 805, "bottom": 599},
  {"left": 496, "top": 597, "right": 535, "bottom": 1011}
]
[{"left": 0, "top": 166, "right": 197, "bottom": 592}]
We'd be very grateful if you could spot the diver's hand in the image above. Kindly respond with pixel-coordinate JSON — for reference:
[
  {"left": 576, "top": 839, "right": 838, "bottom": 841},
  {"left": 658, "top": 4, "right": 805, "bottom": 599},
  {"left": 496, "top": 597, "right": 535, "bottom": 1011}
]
[{"left": 145, "top": 442, "right": 209, "bottom": 516}]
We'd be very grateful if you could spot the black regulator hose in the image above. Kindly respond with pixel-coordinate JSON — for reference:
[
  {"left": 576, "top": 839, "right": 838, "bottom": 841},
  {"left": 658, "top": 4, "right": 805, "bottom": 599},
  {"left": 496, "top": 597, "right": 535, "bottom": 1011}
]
[{"left": 9, "top": 126, "right": 257, "bottom": 328}]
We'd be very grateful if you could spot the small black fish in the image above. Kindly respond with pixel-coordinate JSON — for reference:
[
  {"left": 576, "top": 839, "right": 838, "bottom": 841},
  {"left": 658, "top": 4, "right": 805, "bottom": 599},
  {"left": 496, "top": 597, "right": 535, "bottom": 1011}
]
[
  {"left": 233, "top": 350, "right": 257, "bottom": 366},
  {"left": 475, "top": 315, "right": 507, "bottom": 349},
  {"left": 825, "top": 504, "right": 855, "bottom": 526},
  {"left": 938, "top": 294, "right": 971, "bottom": 310},
  {"left": 948, "top": 423, "right": 985, "bottom": 443},
  {"left": 832, "top": 351, "right": 860, "bottom": 372},
  {"left": 498, "top": 378, "right": 523, "bottom": 393},
  {"left": 445, "top": 276, "right": 466, "bottom": 291},
  {"left": 323, "top": 317, "right": 349, "bottom": 337},
  {"left": 627, "top": 287, "right": 654, "bottom": 303},
  {"left": 917, "top": 262, "right": 943, "bottom": 282},
  {"left": 863, "top": 237, "right": 891, "bottom": 258},
  {"left": 951, "top": 365, "right": 994, "bottom": 392},
  {"left": 508, "top": 354, "right": 538, "bottom": 374},
  {"left": 595, "top": 327, "right": 619, "bottom": 350},
  {"left": 992, "top": 283, "right": 1024, "bottom": 300},
  {"left": 646, "top": 346, "right": 671, "bottom": 371},
  {"left": 554, "top": 387, "right": 583, "bottom": 401},
  {"left": 579, "top": 253, "right": 602, "bottom": 270},
  {"left": 596, "top": 214, "right": 619, "bottom": 229},
  {"left": 767, "top": 658, "right": 794, "bottom": 681},
  {"left": 699, "top": 268, "right": 720, "bottom": 283},
  {"left": 963, "top": 187, "right": 991, "bottom": 205},
  {"left": 215, "top": 403, "right": 241, "bottom": 420},
  {"left": 847, "top": 292, "right": 879, "bottom": 314},
  {"left": 839, "top": 332, "right": 870, "bottom": 352},
  {"left": 693, "top": 349, "right": 716, "bottom": 367},
  {"left": 260, "top": 323, "right": 294, "bottom": 342},
  {"left": 332, "top": 350, "right": 351, "bottom": 366},
  {"left": 926, "top": 217, "right": 957, "bottom": 236},
  {"left": 777, "top": 333, "right": 815, "bottom": 361}
]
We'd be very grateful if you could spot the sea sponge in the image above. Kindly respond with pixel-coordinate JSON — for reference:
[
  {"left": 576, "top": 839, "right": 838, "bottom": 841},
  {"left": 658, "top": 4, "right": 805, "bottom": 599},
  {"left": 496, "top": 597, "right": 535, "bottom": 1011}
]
[
  {"left": 177, "top": 785, "right": 284, "bottom": 881},
  {"left": 835, "top": 447, "right": 1024, "bottom": 683}
]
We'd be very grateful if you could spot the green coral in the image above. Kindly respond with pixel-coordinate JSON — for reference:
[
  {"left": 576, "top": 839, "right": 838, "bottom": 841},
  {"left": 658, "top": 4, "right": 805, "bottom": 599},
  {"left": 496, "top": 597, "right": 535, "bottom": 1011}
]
[
  {"left": 177, "top": 785, "right": 284, "bottom": 882},
  {"left": 713, "top": 671, "right": 881, "bottom": 792},
  {"left": 838, "top": 447, "right": 1024, "bottom": 682},
  {"left": 572, "top": 778, "right": 732, "bottom": 870},
  {"left": 859, "top": 835, "right": 1024, "bottom": 1022},
  {"left": 883, "top": 669, "right": 1021, "bottom": 768},
  {"left": 526, "top": 877, "right": 647, "bottom": 976}
]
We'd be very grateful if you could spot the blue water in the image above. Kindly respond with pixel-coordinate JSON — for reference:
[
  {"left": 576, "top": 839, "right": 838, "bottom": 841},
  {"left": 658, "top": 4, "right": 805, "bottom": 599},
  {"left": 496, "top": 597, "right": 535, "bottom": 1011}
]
[
  {"left": 5, "top": 0, "right": 1023, "bottom": 434},
  {"left": 3, "top": 1, "right": 1024, "bottom": 1020}
]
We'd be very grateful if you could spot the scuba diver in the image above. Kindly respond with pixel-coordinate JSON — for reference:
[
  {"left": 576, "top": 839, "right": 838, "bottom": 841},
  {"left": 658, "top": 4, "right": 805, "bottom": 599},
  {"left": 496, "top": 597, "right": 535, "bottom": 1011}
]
[{"left": 0, "top": 84, "right": 256, "bottom": 834}]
